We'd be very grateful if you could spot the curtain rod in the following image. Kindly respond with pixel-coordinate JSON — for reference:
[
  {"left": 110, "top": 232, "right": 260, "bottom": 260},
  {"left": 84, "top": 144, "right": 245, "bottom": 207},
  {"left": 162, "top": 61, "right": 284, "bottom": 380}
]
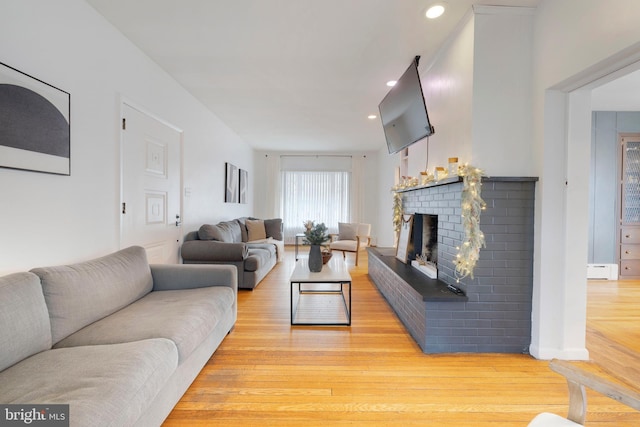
[
  {"left": 279, "top": 154, "right": 352, "bottom": 158},
  {"left": 264, "top": 154, "right": 367, "bottom": 158}
]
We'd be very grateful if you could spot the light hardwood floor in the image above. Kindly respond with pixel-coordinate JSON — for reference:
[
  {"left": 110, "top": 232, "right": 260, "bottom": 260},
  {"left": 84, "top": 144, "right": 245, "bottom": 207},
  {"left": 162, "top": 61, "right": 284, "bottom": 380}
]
[{"left": 164, "top": 248, "right": 640, "bottom": 426}]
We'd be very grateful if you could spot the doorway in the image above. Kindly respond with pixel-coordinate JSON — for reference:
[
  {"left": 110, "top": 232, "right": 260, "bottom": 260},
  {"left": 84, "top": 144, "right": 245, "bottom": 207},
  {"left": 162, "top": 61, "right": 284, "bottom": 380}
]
[{"left": 120, "top": 102, "right": 183, "bottom": 264}]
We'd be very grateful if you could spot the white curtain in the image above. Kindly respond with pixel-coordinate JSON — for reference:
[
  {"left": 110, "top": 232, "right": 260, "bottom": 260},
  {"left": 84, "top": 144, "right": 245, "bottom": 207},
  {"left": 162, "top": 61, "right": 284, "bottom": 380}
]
[{"left": 280, "top": 170, "right": 350, "bottom": 243}]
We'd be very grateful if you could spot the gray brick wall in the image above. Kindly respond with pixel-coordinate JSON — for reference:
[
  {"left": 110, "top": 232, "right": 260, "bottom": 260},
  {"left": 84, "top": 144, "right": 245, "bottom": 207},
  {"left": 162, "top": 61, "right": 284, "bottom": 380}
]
[{"left": 369, "top": 178, "right": 536, "bottom": 354}]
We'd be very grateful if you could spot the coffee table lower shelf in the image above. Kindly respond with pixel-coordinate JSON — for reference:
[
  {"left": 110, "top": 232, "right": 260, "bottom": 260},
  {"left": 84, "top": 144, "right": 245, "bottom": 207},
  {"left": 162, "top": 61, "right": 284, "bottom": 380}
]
[{"left": 290, "top": 282, "right": 351, "bottom": 326}]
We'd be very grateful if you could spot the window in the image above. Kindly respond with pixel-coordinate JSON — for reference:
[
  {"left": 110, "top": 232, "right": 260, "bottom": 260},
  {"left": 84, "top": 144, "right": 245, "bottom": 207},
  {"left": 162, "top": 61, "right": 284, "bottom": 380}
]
[{"left": 280, "top": 170, "right": 350, "bottom": 243}]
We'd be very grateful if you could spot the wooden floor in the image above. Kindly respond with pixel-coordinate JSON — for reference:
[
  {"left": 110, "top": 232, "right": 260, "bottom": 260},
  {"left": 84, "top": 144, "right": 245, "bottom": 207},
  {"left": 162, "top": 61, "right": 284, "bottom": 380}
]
[{"left": 164, "top": 248, "right": 640, "bottom": 426}]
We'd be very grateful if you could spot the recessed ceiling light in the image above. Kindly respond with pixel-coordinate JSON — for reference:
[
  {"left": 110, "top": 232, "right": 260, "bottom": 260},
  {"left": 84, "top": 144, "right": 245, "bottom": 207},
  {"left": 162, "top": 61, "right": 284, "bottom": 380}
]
[
  {"left": 368, "top": 115, "right": 377, "bottom": 120},
  {"left": 386, "top": 80, "right": 397, "bottom": 87},
  {"left": 426, "top": 4, "right": 445, "bottom": 19}
]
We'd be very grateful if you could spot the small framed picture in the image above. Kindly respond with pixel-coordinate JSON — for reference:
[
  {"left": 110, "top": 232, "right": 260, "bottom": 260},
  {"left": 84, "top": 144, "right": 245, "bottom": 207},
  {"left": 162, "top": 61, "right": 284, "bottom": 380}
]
[
  {"left": 396, "top": 214, "right": 413, "bottom": 263},
  {"left": 239, "top": 168, "right": 248, "bottom": 204},
  {"left": 225, "top": 162, "right": 238, "bottom": 203}
]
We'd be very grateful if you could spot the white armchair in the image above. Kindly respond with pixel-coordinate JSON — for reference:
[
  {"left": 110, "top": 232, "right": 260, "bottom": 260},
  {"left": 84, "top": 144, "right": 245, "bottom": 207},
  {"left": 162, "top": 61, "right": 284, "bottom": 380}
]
[
  {"left": 528, "top": 359, "right": 640, "bottom": 426},
  {"left": 329, "top": 222, "right": 371, "bottom": 266}
]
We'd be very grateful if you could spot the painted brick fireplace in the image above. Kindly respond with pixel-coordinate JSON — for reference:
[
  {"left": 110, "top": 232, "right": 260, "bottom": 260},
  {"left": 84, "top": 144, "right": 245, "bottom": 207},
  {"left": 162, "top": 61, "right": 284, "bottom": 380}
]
[{"left": 368, "top": 177, "right": 537, "bottom": 354}]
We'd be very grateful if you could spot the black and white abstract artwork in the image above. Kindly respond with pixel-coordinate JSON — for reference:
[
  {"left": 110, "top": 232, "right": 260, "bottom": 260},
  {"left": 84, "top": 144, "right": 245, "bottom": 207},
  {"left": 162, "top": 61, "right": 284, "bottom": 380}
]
[
  {"left": 225, "top": 162, "right": 238, "bottom": 203},
  {"left": 0, "top": 62, "right": 70, "bottom": 175},
  {"left": 239, "top": 168, "right": 248, "bottom": 204}
]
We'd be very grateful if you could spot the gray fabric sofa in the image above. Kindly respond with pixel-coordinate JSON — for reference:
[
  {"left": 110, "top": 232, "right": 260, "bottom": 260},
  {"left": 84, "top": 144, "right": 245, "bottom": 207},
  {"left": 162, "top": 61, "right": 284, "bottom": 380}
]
[
  {"left": 181, "top": 217, "right": 283, "bottom": 290},
  {"left": 0, "top": 246, "right": 237, "bottom": 427}
]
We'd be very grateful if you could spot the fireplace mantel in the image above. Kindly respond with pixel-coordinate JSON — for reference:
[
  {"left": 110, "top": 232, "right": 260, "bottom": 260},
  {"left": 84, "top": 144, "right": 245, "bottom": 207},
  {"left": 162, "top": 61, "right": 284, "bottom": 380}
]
[
  {"left": 395, "top": 176, "right": 538, "bottom": 193},
  {"left": 370, "top": 176, "right": 537, "bottom": 354}
]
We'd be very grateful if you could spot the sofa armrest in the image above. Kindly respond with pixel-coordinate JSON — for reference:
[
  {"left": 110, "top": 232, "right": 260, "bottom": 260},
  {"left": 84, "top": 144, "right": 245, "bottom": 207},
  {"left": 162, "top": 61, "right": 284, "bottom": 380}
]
[
  {"left": 150, "top": 264, "right": 237, "bottom": 292},
  {"left": 181, "top": 240, "right": 248, "bottom": 262}
]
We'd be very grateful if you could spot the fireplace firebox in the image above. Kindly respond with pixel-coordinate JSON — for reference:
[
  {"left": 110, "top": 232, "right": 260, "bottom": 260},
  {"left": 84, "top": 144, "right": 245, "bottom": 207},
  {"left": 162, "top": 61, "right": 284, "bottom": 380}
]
[{"left": 407, "top": 213, "right": 438, "bottom": 268}]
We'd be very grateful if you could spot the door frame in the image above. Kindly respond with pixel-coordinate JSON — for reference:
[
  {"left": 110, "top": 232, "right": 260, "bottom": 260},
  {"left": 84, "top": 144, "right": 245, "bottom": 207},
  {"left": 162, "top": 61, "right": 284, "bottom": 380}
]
[{"left": 118, "top": 97, "right": 184, "bottom": 253}]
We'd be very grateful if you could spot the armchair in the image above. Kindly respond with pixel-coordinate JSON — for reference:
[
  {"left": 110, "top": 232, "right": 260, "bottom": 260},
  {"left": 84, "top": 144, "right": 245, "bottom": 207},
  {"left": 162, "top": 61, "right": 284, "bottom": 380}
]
[
  {"left": 528, "top": 359, "right": 640, "bottom": 426},
  {"left": 329, "top": 222, "right": 371, "bottom": 266}
]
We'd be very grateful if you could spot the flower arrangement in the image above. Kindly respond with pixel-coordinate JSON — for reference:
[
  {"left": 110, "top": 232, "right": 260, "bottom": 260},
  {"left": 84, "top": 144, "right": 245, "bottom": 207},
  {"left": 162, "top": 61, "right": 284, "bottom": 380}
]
[
  {"left": 303, "top": 221, "right": 329, "bottom": 246},
  {"left": 303, "top": 219, "right": 314, "bottom": 233}
]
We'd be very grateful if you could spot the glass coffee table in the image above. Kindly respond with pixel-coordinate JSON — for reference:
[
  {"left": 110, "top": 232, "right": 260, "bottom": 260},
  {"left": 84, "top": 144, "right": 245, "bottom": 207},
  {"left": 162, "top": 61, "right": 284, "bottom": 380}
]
[{"left": 290, "top": 257, "right": 352, "bottom": 326}]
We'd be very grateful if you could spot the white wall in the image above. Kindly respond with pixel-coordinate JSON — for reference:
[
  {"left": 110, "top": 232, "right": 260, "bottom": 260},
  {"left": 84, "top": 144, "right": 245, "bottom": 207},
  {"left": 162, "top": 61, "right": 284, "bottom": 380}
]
[
  {"left": 0, "top": 0, "right": 254, "bottom": 274},
  {"left": 530, "top": 0, "right": 640, "bottom": 359},
  {"left": 407, "top": 12, "right": 475, "bottom": 177},
  {"left": 376, "top": 149, "right": 399, "bottom": 247},
  {"left": 471, "top": 7, "right": 535, "bottom": 176},
  {"left": 405, "top": 7, "right": 534, "bottom": 178}
]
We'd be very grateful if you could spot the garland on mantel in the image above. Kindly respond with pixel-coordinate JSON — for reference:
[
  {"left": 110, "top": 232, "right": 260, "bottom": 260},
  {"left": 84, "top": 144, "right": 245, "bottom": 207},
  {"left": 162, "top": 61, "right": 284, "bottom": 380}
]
[
  {"left": 392, "top": 190, "right": 403, "bottom": 241},
  {"left": 391, "top": 164, "right": 486, "bottom": 281},
  {"left": 454, "top": 164, "right": 486, "bottom": 281}
]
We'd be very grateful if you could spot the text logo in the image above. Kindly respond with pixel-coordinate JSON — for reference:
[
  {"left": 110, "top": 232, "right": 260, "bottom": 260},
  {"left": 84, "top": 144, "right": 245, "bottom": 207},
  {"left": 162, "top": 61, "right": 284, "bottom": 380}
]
[{"left": 0, "top": 405, "right": 69, "bottom": 426}]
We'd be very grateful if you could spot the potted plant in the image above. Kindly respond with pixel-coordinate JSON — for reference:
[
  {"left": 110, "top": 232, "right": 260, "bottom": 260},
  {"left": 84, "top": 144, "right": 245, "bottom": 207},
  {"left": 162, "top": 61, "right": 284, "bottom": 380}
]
[{"left": 303, "top": 221, "right": 329, "bottom": 272}]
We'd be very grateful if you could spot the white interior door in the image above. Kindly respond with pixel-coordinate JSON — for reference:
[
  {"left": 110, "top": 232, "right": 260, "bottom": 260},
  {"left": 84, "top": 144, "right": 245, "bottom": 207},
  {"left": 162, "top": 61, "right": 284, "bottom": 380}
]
[{"left": 121, "top": 103, "right": 182, "bottom": 264}]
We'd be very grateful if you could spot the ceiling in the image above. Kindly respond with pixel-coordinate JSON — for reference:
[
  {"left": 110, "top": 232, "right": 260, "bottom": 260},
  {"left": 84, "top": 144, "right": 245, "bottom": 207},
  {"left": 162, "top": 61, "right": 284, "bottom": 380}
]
[{"left": 86, "top": 0, "right": 541, "bottom": 152}]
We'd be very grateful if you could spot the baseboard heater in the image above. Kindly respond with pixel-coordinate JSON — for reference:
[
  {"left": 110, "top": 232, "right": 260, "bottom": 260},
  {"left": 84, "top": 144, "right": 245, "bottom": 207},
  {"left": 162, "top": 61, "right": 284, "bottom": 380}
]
[{"left": 586, "top": 264, "right": 618, "bottom": 280}]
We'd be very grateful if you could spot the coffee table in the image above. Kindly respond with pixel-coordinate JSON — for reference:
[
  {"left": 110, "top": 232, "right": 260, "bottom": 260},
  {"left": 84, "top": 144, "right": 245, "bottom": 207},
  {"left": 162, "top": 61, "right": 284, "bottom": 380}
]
[{"left": 290, "top": 257, "right": 352, "bottom": 326}]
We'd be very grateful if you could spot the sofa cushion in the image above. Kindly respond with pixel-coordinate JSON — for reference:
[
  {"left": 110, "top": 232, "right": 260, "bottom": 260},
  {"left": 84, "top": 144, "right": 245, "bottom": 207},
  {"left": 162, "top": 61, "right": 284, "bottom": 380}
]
[
  {"left": 199, "top": 221, "right": 242, "bottom": 243},
  {"left": 244, "top": 245, "right": 276, "bottom": 272},
  {"left": 236, "top": 217, "right": 249, "bottom": 242},
  {"left": 30, "top": 246, "right": 153, "bottom": 345},
  {"left": 54, "top": 286, "right": 235, "bottom": 363},
  {"left": 198, "top": 223, "right": 227, "bottom": 242},
  {"left": 0, "top": 272, "right": 52, "bottom": 372},
  {"left": 338, "top": 222, "right": 357, "bottom": 240},
  {"left": 264, "top": 218, "right": 283, "bottom": 240},
  {"left": 330, "top": 239, "right": 358, "bottom": 251},
  {"left": 0, "top": 339, "right": 178, "bottom": 427}
]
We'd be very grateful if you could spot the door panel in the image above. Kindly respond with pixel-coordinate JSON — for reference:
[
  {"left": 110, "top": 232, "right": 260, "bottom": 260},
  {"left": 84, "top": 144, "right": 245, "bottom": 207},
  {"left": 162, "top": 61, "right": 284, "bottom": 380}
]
[{"left": 121, "top": 104, "right": 182, "bottom": 264}]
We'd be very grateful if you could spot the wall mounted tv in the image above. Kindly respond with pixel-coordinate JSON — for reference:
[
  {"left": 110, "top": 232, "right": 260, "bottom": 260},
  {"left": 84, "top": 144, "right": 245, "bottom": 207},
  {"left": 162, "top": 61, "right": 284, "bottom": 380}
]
[{"left": 378, "top": 57, "right": 434, "bottom": 154}]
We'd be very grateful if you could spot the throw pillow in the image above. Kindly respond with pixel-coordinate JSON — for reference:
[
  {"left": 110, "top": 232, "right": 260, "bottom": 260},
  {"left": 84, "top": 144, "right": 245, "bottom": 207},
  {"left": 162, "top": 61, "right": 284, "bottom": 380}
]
[
  {"left": 264, "top": 218, "right": 283, "bottom": 241},
  {"left": 246, "top": 219, "right": 267, "bottom": 241},
  {"left": 338, "top": 222, "right": 357, "bottom": 240},
  {"left": 236, "top": 217, "right": 259, "bottom": 242}
]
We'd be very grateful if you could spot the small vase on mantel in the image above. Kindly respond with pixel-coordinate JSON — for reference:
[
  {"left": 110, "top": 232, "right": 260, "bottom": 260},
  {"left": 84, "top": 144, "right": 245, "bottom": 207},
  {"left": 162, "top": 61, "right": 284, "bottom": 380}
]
[{"left": 308, "top": 245, "right": 323, "bottom": 272}]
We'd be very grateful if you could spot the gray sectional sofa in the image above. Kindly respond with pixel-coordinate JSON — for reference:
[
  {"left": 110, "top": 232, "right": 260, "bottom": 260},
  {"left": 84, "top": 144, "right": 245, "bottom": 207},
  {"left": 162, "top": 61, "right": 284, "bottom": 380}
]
[
  {"left": 0, "top": 246, "right": 237, "bottom": 427},
  {"left": 181, "top": 217, "right": 283, "bottom": 289}
]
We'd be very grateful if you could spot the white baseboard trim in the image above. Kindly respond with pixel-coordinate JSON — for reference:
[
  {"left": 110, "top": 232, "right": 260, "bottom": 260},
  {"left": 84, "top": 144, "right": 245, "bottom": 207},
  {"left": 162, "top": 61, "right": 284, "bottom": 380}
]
[
  {"left": 587, "top": 263, "right": 618, "bottom": 280},
  {"left": 529, "top": 344, "right": 590, "bottom": 361}
]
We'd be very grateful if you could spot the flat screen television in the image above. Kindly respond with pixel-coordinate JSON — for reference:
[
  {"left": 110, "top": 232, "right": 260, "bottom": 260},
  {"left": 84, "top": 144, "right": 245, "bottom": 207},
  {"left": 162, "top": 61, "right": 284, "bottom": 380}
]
[{"left": 378, "top": 58, "right": 434, "bottom": 154}]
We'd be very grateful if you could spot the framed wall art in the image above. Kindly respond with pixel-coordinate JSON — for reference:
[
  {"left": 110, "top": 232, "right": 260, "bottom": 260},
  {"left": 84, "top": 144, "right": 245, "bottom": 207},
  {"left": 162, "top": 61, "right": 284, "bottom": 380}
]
[
  {"left": 0, "top": 62, "right": 70, "bottom": 175},
  {"left": 396, "top": 214, "right": 414, "bottom": 263},
  {"left": 225, "top": 162, "right": 238, "bottom": 203},
  {"left": 239, "top": 168, "right": 248, "bottom": 204}
]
